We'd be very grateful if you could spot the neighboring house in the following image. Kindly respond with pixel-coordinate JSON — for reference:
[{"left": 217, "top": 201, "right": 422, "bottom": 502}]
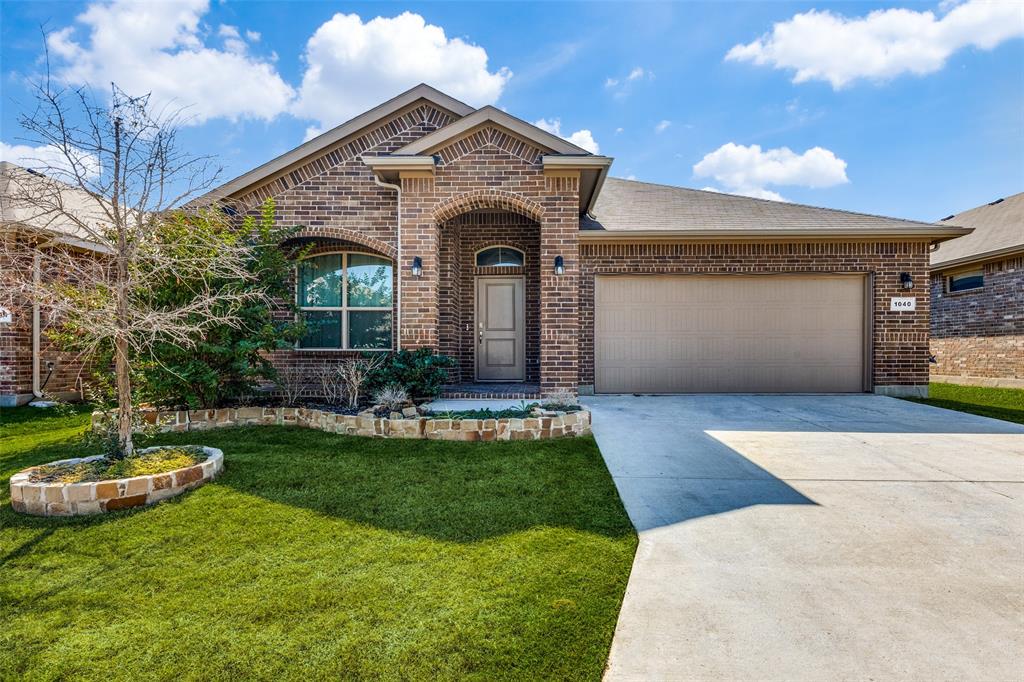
[
  {"left": 198, "top": 84, "right": 969, "bottom": 399},
  {"left": 929, "top": 193, "right": 1023, "bottom": 388},
  {"left": 0, "top": 162, "right": 107, "bottom": 406}
]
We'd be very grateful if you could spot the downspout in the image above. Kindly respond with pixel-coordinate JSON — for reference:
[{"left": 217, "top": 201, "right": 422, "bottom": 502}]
[
  {"left": 372, "top": 175, "right": 402, "bottom": 350},
  {"left": 32, "top": 251, "right": 43, "bottom": 399}
]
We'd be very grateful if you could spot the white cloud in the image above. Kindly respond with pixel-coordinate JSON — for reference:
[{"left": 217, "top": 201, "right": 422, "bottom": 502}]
[
  {"left": 566, "top": 130, "right": 599, "bottom": 154},
  {"left": 615, "top": 127, "right": 624, "bottom": 134},
  {"left": 627, "top": 67, "right": 648, "bottom": 81},
  {"left": 726, "top": 0, "right": 1024, "bottom": 88},
  {"left": 0, "top": 141, "right": 101, "bottom": 179},
  {"left": 292, "top": 12, "right": 511, "bottom": 133},
  {"left": 693, "top": 142, "right": 849, "bottom": 202},
  {"left": 654, "top": 120, "right": 672, "bottom": 134},
  {"left": 605, "top": 66, "right": 653, "bottom": 97},
  {"left": 46, "top": 0, "right": 294, "bottom": 124},
  {"left": 532, "top": 118, "right": 600, "bottom": 153},
  {"left": 701, "top": 184, "right": 788, "bottom": 202}
]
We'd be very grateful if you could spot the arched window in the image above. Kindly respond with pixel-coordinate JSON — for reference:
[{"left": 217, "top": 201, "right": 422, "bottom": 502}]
[
  {"left": 297, "top": 253, "right": 393, "bottom": 350},
  {"left": 475, "top": 246, "right": 525, "bottom": 267}
]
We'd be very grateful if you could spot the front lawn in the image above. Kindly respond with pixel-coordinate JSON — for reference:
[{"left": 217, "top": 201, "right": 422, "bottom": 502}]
[
  {"left": 904, "top": 382, "right": 1024, "bottom": 425},
  {"left": 0, "top": 406, "right": 636, "bottom": 680}
]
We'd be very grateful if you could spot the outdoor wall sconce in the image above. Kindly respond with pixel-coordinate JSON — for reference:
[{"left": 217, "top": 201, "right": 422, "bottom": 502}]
[
  {"left": 899, "top": 272, "right": 913, "bottom": 290},
  {"left": 411, "top": 256, "right": 423, "bottom": 278},
  {"left": 554, "top": 255, "right": 565, "bottom": 275}
]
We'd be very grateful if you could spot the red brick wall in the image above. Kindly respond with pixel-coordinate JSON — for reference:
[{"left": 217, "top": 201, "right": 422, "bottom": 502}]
[
  {"left": 930, "top": 255, "right": 1024, "bottom": 386},
  {"left": 578, "top": 240, "right": 932, "bottom": 391}
]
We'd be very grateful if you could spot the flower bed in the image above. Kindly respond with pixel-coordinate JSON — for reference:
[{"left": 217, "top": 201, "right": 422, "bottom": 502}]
[
  {"left": 10, "top": 446, "right": 223, "bottom": 517},
  {"left": 97, "top": 406, "right": 592, "bottom": 441}
]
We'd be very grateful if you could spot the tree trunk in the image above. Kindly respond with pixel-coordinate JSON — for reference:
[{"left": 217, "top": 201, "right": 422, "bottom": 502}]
[{"left": 114, "top": 334, "right": 133, "bottom": 457}]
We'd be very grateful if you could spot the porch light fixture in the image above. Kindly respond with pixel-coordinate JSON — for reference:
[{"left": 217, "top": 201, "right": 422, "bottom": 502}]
[
  {"left": 411, "top": 256, "right": 422, "bottom": 278},
  {"left": 899, "top": 272, "right": 913, "bottom": 290},
  {"left": 554, "top": 255, "right": 565, "bottom": 275}
]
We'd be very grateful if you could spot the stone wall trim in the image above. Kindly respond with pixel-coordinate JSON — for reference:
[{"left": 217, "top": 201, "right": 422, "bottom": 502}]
[
  {"left": 10, "top": 446, "right": 223, "bottom": 517},
  {"left": 91, "top": 407, "right": 592, "bottom": 442}
]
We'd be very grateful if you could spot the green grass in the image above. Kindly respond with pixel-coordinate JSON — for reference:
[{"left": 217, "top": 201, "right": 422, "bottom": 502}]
[
  {"left": 904, "top": 382, "right": 1024, "bottom": 424},
  {"left": 0, "top": 406, "right": 636, "bottom": 681}
]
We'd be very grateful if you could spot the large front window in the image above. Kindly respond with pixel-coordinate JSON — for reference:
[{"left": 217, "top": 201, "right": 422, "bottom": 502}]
[{"left": 298, "top": 253, "right": 393, "bottom": 349}]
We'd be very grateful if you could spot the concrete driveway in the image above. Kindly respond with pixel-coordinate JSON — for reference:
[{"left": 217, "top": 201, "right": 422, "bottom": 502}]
[{"left": 582, "top": 394, "right": 1024, "bottom": 681}]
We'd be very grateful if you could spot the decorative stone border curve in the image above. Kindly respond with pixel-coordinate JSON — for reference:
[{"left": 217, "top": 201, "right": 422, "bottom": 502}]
[
  {"left": 10, "top": 446, "right": 223, "bottom": 517},
  {"left": 100, "top": 406, "right": 592, "bottom": 441}
]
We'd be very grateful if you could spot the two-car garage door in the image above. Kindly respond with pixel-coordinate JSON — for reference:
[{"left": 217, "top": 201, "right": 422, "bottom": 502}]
[{"left": 594, "top": 275, "right": 867, "bottom": 393}]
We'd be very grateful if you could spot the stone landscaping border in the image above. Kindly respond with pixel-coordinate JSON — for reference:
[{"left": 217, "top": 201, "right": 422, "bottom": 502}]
[
  {"left": 10, "top": 446, "right": 223, "bottom": 517},
  {"left": 98, "top": 406, "right": 592, "bottom": 441}
]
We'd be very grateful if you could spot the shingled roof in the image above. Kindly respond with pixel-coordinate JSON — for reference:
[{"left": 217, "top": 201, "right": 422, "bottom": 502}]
[
  {"left": 930, "top": 192, "right": 1024, "bottom": 270},
  {"left": 581, "top": 177, "right": 970, "bottom": 241}
]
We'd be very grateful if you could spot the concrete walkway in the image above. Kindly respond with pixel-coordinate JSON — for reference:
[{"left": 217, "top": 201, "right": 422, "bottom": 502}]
[{"left": 582, "top": 394, "right": 1024, "bottom": 681}]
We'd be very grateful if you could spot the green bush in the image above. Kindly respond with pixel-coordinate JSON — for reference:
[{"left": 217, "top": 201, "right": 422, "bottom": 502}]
[
  {"left": 134, "top": 199, "right": 306, "bottom": 408},
  {"left": 366, "top": 348, "right": 456, "bottom": 401}
]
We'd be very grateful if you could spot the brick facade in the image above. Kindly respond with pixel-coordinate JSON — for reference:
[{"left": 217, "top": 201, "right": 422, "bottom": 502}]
[
  {"left": 214, "top": 98, "right": 936, "bottom": 399},
  {"left": 929, "top": 255, "right": 1024, "bottom": 387},
  {"left": 578, "top": 241, "right": 932, "bottom": 391}
]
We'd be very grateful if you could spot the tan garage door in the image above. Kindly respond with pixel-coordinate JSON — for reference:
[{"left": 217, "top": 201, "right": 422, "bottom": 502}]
[{"left": 595, "top": 275, "right": 866, "bottom": 393}]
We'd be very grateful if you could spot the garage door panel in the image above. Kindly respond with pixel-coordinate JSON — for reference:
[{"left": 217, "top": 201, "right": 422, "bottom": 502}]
[{"left": 595, "top": 275, "right": 865, "bottom": 393}]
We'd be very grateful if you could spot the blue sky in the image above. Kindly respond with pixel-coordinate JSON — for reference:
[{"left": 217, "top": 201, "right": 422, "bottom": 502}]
[{"left": 2, "top": 0, "right": 1022, "bottom": 221}]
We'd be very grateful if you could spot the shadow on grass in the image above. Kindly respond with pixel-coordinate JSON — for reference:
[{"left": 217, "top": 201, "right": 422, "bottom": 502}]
[
  {"left": 2, "top": 420, "right": 636, "bottom": 544},
  {"left": 189, "top": 425, "right": 637, "bottom": 543}
]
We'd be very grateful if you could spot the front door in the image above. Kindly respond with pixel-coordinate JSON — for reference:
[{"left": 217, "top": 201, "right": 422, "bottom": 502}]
[{"left": 475, "top": 277, "right": 525, "bottom": 381}]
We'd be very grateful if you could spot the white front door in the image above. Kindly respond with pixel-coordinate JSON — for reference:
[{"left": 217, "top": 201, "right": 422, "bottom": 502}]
[{"left": 476, "top": 277, "right": 525, "bottom": 381}]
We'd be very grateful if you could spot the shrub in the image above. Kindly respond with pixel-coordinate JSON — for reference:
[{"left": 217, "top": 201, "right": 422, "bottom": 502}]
[
  {"left": 135, "top": 199, "right": 306, "bottom": 409},
  {"left": 367, "top": 349, "right": 456, "bottom": 401},
  {"left": 372, "top": 384, "right": 410, "bottom": 411},
  {"left": 542, "top": 388, "right": 579, "bottom": 410},
  {"left": 339, "top": 356, "right": 386, "bottom": 409}
]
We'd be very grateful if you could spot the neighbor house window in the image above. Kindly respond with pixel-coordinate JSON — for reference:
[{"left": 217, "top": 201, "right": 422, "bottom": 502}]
[
  {"left": 476, "top": 246, "right": 525, "bottom": 267},
  {"left": 297, "top": 253, "right": 393, "bottom": 349},
  {"left": 947, "top": 269, "right": 984, "bottom": 293}
]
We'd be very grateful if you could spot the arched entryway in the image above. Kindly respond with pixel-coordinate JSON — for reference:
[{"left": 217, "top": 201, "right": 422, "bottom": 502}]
[{"left": 437, "top": 209, "right": 541, "bottom": 385}]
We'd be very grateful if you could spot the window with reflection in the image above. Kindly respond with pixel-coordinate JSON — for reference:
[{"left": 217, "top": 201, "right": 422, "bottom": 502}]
[
  {"left": 297, "top": 253, "right": 393, "bottom": 349},
  {"left": 947, "top": 269, "right": 984, "bottom": 293},
  {"left": 476, "top": 246, "right": 525, "bottom": 267}
]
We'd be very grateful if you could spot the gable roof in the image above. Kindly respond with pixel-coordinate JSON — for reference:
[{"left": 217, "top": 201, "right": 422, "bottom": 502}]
[
  {"left": 930, "top": 192, "right": 1024, "bottom": 270},
  {"left": 581, "top": 177, "right": 972, "bottom": 241},
  {"left": 200, "top": 84, "right": 475, "bottom": 203},
  {"left": 396, "top": 106, "right": 590, "bottom": 156}
]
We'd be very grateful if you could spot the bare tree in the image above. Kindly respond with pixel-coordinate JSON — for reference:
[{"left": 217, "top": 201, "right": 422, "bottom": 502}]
[
  {"left": 338, "top": 356, "right": 386, "bottom": 409},
  {"left": 1, "top": 77, "right": 263, "bottom": 457}
]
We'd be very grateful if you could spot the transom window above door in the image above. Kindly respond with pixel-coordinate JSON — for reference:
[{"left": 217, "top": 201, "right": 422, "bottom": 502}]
[
  {"left": 476, "top": 246, "right": 525, "bottom": 267},
  {"left": 297, "top": 253, "right": 393, "bottom": 350}
]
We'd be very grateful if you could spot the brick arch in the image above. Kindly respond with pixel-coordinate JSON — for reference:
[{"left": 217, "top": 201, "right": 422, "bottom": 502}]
[
  {"left": 285, "top": 226, "right": 396, "bottom": 259},
  {"left": 432, "top": 190, "right": 544, "bottom": 225}
]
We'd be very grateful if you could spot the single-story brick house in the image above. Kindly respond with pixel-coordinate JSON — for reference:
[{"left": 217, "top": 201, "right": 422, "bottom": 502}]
[
  {"left": 929, "top": 192, "right": 1023, "bottom": 388},
  {"left": 197, "top": 84, "right": 972, "bottom": 399},
  {"left": 3, "top": 85, "right": 972, "bottom": 405}
]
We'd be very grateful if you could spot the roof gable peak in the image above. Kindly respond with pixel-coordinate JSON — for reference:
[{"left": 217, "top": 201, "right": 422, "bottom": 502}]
[{"left": 396, "top": 105, "right": 591, "bottom": 156}]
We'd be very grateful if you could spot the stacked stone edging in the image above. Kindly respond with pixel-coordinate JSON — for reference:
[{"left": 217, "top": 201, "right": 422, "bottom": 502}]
[
  {"left": 101, "top": 406, "right": 592, "bottom": 441},
  {"left": 10, "top": 446, "right": 223, "bottom": 517}
]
